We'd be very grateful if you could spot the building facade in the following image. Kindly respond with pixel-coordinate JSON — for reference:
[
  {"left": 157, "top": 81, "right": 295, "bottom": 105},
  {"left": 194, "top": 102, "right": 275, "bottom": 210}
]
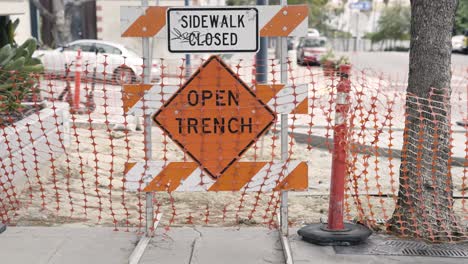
[{"left": 1, "top": 0, "right": 32, "bottom": 44}]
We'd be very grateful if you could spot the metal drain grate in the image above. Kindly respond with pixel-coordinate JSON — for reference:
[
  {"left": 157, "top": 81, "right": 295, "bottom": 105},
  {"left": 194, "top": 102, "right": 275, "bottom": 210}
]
[
  {"left": 402, "top": 248, "right": 468, "bottom": 258},
  {"left": 334, "top": 236, "right": 468, "bottom": 258},
  {"left": 384, "top": 240, "right": 428, "bottom": 249}
]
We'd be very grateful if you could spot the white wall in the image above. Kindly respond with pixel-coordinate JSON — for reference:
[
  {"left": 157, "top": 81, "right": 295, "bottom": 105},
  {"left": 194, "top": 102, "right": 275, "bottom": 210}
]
[{"left": 1, "top": 0, "right": 32, "bottom": 45}]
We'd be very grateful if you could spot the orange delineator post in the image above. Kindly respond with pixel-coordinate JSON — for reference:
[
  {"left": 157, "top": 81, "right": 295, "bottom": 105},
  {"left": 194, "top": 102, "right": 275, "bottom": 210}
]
[
  {"left": 74, "top": 49, "right": 82, "bottom": 110},
  {"left": 327, "top": 65, "right": 351, "bottom": 231}
]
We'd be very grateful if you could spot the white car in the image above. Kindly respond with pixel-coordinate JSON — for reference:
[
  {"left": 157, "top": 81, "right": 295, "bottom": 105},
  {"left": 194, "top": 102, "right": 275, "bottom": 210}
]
[
  {"left": 452, "top": 35, "right": 467, "bottom": 53},
  {"left": 307, "top": 28, "right": 320, "bottom": 38},
  {"left": 34, "top": 39, "right": 161, "bottom": 84}
]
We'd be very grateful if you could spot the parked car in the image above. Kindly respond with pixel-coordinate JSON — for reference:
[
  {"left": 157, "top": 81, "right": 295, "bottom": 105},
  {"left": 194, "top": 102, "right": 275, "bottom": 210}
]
[
  {"left": 452, "top": 35, "right": 467, "bottom": 54},
  {"left": 287, "top": 37, "right": 295, "bottom": 50},
  {"left": 307, "top": 28, "right": 320, "bottom": 38},
  {"left": 296, "top": 37, "right": 328, "bottom": 66},
  {"left": 287, "top": 37, "right": 300, "bottom": 50},
  {"left": 33, "top": 39, "right": 161, "bottom": 84}
]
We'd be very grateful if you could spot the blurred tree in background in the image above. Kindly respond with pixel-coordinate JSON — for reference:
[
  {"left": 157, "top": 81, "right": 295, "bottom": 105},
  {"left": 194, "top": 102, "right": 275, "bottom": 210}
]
[
  {"left": 456, "top": 0, "right": 468, "bottom": 34},
  {"left": 287, "top": 0, "right": 331, "bottom": 35},
  {"left": 227, "top": 0, "right": 340, "bottom": 37},
  {"left": 366, "top": 4, "right": 410, "bottom": 48}
]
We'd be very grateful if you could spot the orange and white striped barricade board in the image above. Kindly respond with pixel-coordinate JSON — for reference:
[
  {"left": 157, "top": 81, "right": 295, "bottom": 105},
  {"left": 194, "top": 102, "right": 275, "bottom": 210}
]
[
  {"left": 123, "top": 56, "right": 308, "bottom": 193},
  {"left": 124, "top": 161, "right": 308, "bottom": 192},
  {"left": 153, "top": 56, "right": 278, "bottom": 179},
  {"left": 123, "top": 83, "right": 309, "bottom": 116},
  {"left": 120, "top": 5, "right": 308, "bottom": 39}
]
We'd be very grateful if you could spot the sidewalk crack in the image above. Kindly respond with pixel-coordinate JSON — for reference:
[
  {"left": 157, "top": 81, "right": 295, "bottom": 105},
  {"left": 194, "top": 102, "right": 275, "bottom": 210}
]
[
  {"left": 188, "top": 227, "right": 202, "bottom": 264},
  {"left": 46, "top": 236, "right": 68, "bottom": 263}
]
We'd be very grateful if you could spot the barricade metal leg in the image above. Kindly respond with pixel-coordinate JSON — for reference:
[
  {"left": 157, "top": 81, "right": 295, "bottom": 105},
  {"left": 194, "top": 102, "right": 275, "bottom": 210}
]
[
  {"left": 278, "top": 214, "right": 293, "bottom": 264},
  {"left": 0, "top": 223, "right": 6, "bottom": 234},
  {"left": 278, "top": 1, "right": 293, "bottom": 263},
  {"left": 141, "top": 0, "right": 154, "bottom": 239},
  {"left": 144, "top": 115, "right": 154, "bottom": 236},
  {"left": 128, "top": 1, "right": 157, "bottom": 263},
  {"left": 129, "top": 213, "right": 162, "bottom": 264}
]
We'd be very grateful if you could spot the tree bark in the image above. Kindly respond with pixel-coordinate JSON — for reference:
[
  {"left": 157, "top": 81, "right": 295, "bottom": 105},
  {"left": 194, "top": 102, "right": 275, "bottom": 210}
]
[
  {"left": 52, "top": 0, "right": 71, "bottom": 45},
  {"left": 387, "top": 0, "right": 466, "bottom": 242},
  {"left": 31, "top": 0, "right": 72, "bottom": 47},
  {"left": 31, "top": 0, "right": 55, "bottom": 21}
]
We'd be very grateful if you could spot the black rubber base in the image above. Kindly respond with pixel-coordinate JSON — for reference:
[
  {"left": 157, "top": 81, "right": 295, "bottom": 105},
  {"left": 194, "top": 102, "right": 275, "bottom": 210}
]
[
  {"left": 0, "top": 223, "right": 6, "bottom": 234},
  {"left": 298, "top": 223, "right": 372, "bottom": 246}
]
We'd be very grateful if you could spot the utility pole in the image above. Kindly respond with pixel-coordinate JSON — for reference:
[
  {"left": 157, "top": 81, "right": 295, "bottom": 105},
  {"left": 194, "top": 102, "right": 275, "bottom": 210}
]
[
  {"left": 256, "top": 0, "right": 268, "bottom": 84},
  {"left": 353, "top": 9, "right": 359, "bottom": 52},
  {"left": 185, "top": 0, "right": 192, "bottom": 79}
]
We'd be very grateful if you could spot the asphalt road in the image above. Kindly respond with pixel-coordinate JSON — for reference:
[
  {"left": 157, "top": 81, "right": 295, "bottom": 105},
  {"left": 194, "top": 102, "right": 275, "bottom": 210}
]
[{"left": 339, "top": 51, "right": 468, "bottom": 78}]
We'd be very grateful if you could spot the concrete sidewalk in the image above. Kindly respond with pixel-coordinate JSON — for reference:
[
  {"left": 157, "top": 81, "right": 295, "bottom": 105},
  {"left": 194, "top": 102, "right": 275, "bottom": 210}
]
[
  {"left": 1, "top": 227, "right": 467, "bottom": 264},
  {"left": 0, "top": 227, "right": 137, "bottom": 264},
  {"left": 141, "top": 227, "right": 284, "bottom": 264}
]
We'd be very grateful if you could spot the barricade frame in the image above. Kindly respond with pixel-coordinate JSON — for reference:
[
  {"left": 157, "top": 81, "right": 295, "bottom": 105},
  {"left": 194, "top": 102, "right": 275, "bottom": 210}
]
[{"left": 123, "top": 1, "right": 308, "bottom": 263}]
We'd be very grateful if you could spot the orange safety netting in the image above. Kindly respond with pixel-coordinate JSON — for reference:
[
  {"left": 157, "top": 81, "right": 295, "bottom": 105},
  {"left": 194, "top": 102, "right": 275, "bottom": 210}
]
[{"left": 0, "top": 54, "right": 466, "bottom": 242}]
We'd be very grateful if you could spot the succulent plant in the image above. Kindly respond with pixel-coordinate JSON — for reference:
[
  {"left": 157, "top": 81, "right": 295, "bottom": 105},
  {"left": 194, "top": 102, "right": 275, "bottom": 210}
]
[
  {"left": 336, "top": 55, "right": 350, "bottom": 67},
  {"left": 0, "top": 38, "right": 44, "bottom": 117},
  {"left": 319, "top": 49, "right": 336, "bottom": 66},
  {"left": 0, "top": 17, "right": 18, "bottom": 48}
]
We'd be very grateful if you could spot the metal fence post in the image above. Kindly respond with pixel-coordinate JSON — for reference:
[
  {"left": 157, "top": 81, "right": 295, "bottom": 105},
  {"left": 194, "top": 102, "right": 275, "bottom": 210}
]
[
  {"left": 276, "top": 1, "right": 294, "bottom": 264},
  {"left": 141, "top": 0, "right": 154, "bottom": 237},
  {"left": 279, "top": 0, "right": 289, "bottom": 238},
  {"left": 128, "top": 1, "right": 157, "bottom": 263}
]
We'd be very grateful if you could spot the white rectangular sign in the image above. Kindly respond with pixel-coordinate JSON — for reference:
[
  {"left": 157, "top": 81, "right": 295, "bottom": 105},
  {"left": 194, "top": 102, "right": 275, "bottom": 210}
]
[{"left": 167, "top": 7, "right": 259, "bottom": 53}]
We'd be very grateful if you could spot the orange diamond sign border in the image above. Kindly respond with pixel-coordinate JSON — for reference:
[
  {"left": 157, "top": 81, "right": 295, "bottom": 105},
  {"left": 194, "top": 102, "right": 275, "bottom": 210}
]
[{"left": 153, "top": 56, "right": 276, "bottom": 179}]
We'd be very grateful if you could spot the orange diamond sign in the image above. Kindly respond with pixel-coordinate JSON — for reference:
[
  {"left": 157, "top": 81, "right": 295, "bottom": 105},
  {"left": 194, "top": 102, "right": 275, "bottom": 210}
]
[{"left": 153, "top": 56, "right": 276, "bottom": 179}]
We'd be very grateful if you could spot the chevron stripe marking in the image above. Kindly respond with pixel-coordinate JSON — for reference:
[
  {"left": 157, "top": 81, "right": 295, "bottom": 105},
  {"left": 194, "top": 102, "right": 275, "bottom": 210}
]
[
  {"left": 260, "top": 5, "right": 308, "bottom": 37},
  {"left": 255, "top": 84, "right": 285, "bottom": 103},
  {"left": 122, "top": 84, "right": 153, "bottom": 113},
  {"left": 122, "top": 84, "right": 179, "bottom": 115},
  {"left": 121, "top": 6, "right": 308, "bottom": 38},
  {"left": 291, "top": 100, "right": 308, "bottom": 114},
  {"left": 208, "top": 162, "right": 266, "bottom": 191},
  {"left": 122, "top": 7, "right": 168, "bottom": 37},
  {"left": 273, "top": 162, "right": 308, "bottom": 191},
  {"left": 125, "top": 161, "right": 308, "bottom": 192},
  {"left": 124, "top": 162, "right": 137, "bottom": 176},
  {"left": 123, "top": 83, "right": 309, "bottom": 115},
  {"left": 255, "top": 84, "right": 309, "bottom": 114},
  {"left": 143, "top": 162, "right": 198, "bottom": 192}
]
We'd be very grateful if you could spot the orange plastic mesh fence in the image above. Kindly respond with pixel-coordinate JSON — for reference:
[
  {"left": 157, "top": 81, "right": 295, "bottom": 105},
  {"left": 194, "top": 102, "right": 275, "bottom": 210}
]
[{"left": 0, "top": 55, "right": 466, "bottom": 242}]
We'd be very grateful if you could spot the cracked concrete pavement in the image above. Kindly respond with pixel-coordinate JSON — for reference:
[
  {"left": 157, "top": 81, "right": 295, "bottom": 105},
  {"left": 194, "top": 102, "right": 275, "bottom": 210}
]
[
  {"left": 140, "top": 227, "right": 285, "bottom": 264},
  {"left": 2, "top": 227, "right": 468, "bottom": 263}
]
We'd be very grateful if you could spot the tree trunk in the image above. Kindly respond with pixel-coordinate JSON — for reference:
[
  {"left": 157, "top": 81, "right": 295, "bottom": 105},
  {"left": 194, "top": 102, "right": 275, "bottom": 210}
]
[
  {"left": 52, "top": 0, "right": 71, "bottom": 45},
  {"left": 387, "top": 0, "right": 466, "bottom": 242},
  {"left": 81, "top": 1, "right": 97, "bottom": 39},
  {"left": 37, "top": 0, "right": 54, "bottom": 47},
  {"left": 32, "top": 0, "right": 72, "bottom": 47}
]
